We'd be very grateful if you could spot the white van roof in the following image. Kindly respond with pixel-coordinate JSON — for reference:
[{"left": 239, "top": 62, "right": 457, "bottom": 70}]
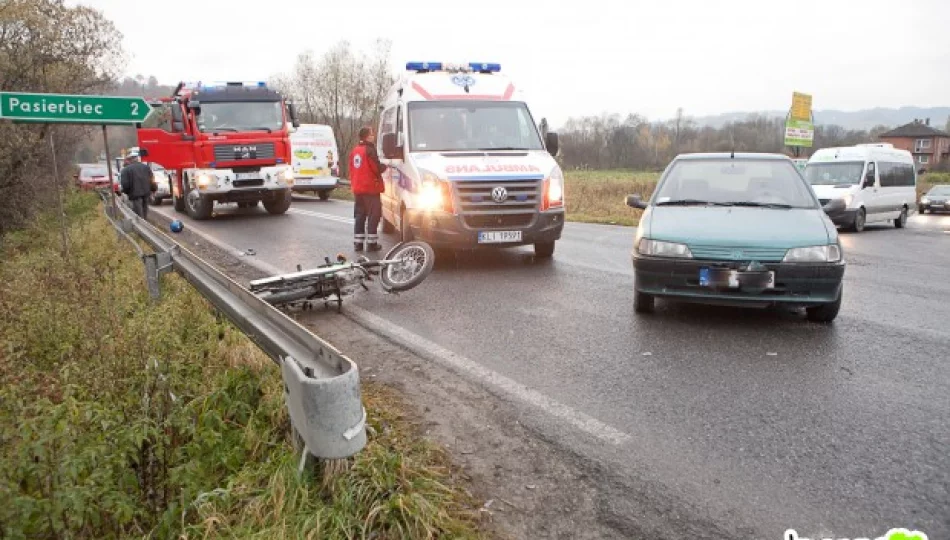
[
  {"left": 808, "top": 143, "right": 914, "bottom": 163},
  {"left": 386, "top": 62, "right": 527, "bottom": 104}
]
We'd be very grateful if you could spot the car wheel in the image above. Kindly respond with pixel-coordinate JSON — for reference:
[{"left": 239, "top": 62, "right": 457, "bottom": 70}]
[
  {"left": 894, "top": 207, "right": 907, "bottom": 228},
  {"left": 534, "top": 241, "right": 555, "bottom": 258},
  {"left": 851, "top": 208, "right": 866, "bottom": 232},
  {"left": 634, "top": 289, "right": 655, "bottom": 314},
  {"left": 806, "top": 290, "right": 842, "bottom": 323}
]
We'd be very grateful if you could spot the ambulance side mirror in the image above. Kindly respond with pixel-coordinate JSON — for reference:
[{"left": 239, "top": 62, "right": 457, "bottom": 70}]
[
  {"left": 545, "top": 132, "right": 559, "bottom": 157},
  {"left": 382, "top": 133, "right": 402, "bottom": 160}
]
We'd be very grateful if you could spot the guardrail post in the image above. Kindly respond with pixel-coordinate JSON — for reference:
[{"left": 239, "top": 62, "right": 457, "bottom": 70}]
[{"left": 143, "top": 250, "right": 174, "bottom": 300}]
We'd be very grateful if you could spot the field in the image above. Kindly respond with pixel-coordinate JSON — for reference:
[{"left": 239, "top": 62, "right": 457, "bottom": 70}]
[
  {"left": 0, "top": 192, "right": 485, "bottom": 539},
  {"left": 564, "top": 170, "right": 660, "bottom": 226}
]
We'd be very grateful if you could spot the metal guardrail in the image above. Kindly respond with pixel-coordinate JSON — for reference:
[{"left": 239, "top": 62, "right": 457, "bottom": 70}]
[{"left": 101, "top": 195, "right": 367, "bottom": 467}]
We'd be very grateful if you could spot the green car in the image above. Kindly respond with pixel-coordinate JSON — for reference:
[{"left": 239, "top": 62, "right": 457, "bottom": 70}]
[{"left": 626, "top": 153, "right": 845, "bottom": 323}]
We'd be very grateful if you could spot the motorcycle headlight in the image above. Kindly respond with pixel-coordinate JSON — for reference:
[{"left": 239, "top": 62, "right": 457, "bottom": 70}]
[
  {"left": 637, "top": 239, "right": 693, "bottom": 258},
  {"left": 783, "top": 244, "right": 842, "bottom": 263}
]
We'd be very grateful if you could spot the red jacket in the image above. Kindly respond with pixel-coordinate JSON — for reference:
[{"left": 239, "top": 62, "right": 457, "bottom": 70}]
[{"left": 349, "top": 141, "right": 387, "bottom": 194}]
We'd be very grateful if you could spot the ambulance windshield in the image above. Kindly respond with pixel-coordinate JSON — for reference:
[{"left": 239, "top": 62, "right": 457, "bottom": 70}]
[{"left": 407, "top": 101, "right": 543, "bottom": 152}]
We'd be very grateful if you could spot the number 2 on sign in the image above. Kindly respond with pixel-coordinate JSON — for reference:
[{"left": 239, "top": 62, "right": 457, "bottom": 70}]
[{"left": 131, "top": 102, "right": 139, "bottom": 116}]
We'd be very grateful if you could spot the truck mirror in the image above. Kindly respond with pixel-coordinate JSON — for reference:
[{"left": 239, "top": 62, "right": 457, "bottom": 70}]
[
  {"left": 287, "top": 102, "right": 300, "bottom": 128},
  {"left": 382, "top": 133, "right": 402, "bottom": 159},
  {"left": 545, "top": 132, "right": 559, "bottom": 157},
  {"left": 172, "top": 121, "right": 184, "bottom": 132},
  {"left": 139, "top": 148, "right": 149, "bottom": 157}
]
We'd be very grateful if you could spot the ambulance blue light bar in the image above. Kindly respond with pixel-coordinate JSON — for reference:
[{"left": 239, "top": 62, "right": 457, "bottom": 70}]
[{"left": 405, "top": 62, "right": 501, "bottom": 73}]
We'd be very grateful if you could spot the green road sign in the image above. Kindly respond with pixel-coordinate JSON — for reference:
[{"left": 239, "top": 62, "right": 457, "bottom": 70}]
[
  {"left": 0, "top": 91, "right": 152, "bottom": 125},
  {"left": 784, "top": 118, "right": 814, "bottom": 148}
]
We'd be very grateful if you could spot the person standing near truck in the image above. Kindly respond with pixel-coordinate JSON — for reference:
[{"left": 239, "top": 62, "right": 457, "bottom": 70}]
[
  {"left": 349, "top": 126, "right": 388, "bottom": 252},
  {"left": 119, "top": 150, "right": 156, "bottom": 219}
]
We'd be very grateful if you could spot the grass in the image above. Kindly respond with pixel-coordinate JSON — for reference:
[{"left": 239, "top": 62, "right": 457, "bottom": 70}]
[
  {"left": 0, "top": 190, "right": 486, "bottom": 539},
  {"left": 564, "top": 170, "right": 660, "bottom": 226}
]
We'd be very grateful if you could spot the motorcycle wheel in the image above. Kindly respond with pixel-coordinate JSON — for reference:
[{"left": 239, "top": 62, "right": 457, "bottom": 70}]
[{"left": 379, "top": 241, "right": 435, "bottom": 292}]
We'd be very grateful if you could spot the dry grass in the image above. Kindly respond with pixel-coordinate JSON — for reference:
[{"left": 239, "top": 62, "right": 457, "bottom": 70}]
[{"left": 564, "top": 170, "right": 660, "bottom": 226}]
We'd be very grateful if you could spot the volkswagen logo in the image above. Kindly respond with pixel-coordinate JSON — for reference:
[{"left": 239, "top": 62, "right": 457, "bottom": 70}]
[{"left": 491, "top": 186, "right": 508, "bottom": 203}]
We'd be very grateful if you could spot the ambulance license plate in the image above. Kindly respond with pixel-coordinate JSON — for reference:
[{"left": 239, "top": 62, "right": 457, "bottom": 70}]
[{"left": 478, "top": 231, "right": 522, "bottom": 243}]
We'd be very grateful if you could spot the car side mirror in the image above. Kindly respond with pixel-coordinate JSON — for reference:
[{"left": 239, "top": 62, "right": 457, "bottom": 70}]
[
  {"left": 382, "top": 133, "right": 402, "bottom": 159},
  {"left": 545, "top": 132, "right": 559, "bottom": 157},
  {"left": 626, "top": 194, "right": 647, "bottom": 209}
]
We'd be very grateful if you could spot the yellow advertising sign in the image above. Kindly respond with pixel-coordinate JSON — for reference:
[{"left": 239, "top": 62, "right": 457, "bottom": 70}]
[{"left": 791, "top": 92, "right": 812, "bottom": 121}]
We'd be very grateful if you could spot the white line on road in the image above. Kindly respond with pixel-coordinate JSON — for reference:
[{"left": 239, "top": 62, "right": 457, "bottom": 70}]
[
  {"left": 149, "top": 205, "right": 632, "bottom": 446},
  {"left": 288, "top": 208, "right": 355, "bottom": 224}
]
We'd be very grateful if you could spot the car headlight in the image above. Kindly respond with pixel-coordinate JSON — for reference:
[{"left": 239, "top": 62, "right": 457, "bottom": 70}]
[
  {"left": 840, "top": 194, "right": 853, "bottom": 207},
  {"left": 417, "top": 169, "right": 451, "bottom": 211},
  {"left": 637, "top": 239, "right": 693, "bottom": 258},
  {"left": 783, "top": 244, "right": 842, "bottom": 263},
  {"left": 921, "top": 197, "right": 930, "bottom": 204},
  {"left": 546, "top": 166, "right": 564, "bottom": 208}
]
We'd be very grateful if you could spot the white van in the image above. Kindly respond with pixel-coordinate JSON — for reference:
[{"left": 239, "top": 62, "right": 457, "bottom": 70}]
[
  {"left": 805, "top": 143, "right": 917, "bottom": 232},
  {"left": 289, "top": 124, "right": 340, "bottom": 200},
  {"left": 375, "top": 61, "right": 564, "bottom": 258}
]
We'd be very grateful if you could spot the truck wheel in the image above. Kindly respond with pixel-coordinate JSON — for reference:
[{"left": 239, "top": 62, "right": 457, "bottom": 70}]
[
  {"left": 318, "top": 190, "right": 331, "bottom": 201},
  {"left": 534, "top": 241, "right": 555, "bottom": 258},
  {"left": 263, "top": 190, "right": 292, "bottom": 215},
  {"left": 174, "top": 194, "right": 185, "bottom": 212},
  {"left": 185, "top": 190, "right": 213, "bottom": 220}
]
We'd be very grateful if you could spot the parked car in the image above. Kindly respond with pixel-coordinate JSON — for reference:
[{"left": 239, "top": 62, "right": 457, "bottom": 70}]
[
  {"left": 73, "top": 163, "right": 111, "bottom": 190},
  {"left": 147, "top": 162, "right": 173, "bottom": 206},
  {"left": 919, "top": 185, "right": 950, "bottom": 214},
  {"left": 626, "top": 152, "right": 845, "bottom": 323}
]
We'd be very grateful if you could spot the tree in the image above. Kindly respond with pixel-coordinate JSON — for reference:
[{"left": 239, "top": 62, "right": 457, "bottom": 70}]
[
  {"left": 272, "top": 39, "right": 394, "bottom": 176},
  {"left": 0, "top": 0, "right": 124, "bottom": 234}
]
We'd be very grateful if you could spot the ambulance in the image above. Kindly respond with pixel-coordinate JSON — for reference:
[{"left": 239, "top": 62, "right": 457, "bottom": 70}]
[
  {"left": 289, "top": 124, "right": 340, "bottom": 200},
  {"left": 376, "top": 61, "right": 564, "bottom": 258}
]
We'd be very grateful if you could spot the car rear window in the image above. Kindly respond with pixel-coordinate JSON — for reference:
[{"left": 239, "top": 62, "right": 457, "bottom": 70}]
[{"left": 81, "top": 166, "right": 108, "bottom": 177}]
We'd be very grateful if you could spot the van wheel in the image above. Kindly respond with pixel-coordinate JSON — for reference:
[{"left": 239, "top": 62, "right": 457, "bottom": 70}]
[
  {"left": 534, "top": 241, "right": 555, "bottom": 258},
  {"left": 851, "top": 208, "right": 866, "bottom": 232},
  {"left": 806, "top": 290, "right": 842, "bottom": 323},
  {"left": 318, "top": 190, "right": 331, "bottom": 201},
  {"left": 894, "top": 207, "right": 907, "bottom": 228},
  {"left": 400, "top": 209, "right": 413, "bottom": 242}
]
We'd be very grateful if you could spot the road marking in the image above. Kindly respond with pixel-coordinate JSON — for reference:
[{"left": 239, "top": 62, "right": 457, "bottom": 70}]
[
  {"left": 289, "top": 208, "right": 355, "bottom": 224},
  {"left": 149, "top": 206, "right": 632, "bottom": 446}
]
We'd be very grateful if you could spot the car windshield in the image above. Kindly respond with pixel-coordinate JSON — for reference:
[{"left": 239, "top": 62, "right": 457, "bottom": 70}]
[
  {"left": 81, "top": 166, "right": 108, "bottom": 177},
  {"left": 805, "top": 162, "right": 864, "bottom": 186},
  {"left": 927, "top": 186, "right": 950, "bottom": 196},
  {"left": 408, "top": 101, "right": 543, "bottom": 152},
  {"left": 653, "top": 158, "right": 819, "bottom": 209},
  {"left": 197, "top": 101, "right": 283, "bottom": 133}
]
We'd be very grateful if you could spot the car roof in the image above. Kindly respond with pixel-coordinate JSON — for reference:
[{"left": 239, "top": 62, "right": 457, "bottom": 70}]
[{"left": 672, "top": 152, "right": 792, "bottom": 162}]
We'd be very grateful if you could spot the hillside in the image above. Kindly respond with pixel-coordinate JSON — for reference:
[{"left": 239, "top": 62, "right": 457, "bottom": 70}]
[{"left": 689, "top": 106, "right": 950, "bottom": 131}]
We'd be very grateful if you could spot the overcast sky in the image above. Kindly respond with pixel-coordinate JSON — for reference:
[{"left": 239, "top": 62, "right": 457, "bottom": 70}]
[{"left": 74, "top": 0, "right": 950, "bottom": 128}]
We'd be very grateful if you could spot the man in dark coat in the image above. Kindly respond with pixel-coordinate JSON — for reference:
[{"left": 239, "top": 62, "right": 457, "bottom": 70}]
[{"left": 120, "top": 150, "right": 156, "bottom": 219}]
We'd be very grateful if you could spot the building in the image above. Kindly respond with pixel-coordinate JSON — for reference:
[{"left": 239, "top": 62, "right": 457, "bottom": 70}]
[{"left": 878, "top": 119, "right": 950, "bottom": 171}]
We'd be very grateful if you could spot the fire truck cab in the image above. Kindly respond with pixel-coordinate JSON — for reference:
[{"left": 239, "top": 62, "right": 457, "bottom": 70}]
[{"left": 136, "top": 81, "right": 299, "bottom": 220}]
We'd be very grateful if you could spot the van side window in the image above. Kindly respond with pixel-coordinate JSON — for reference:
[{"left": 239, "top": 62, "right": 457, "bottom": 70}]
[
  {"left": 878, "top": 162, "right": 916, "bottom": 187},
  {"left": 378, "top": 107, "right": 396, "bottom": 155}
]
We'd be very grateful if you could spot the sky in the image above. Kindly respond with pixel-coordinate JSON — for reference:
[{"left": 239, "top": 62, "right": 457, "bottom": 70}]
[{"left": 73, "top": 0, "right": 950, "bottom": 129}]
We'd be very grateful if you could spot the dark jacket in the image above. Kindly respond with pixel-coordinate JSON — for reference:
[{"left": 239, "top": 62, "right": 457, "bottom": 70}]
[{"left": 120, "top": 161, "right": 156, "bottom": 199}]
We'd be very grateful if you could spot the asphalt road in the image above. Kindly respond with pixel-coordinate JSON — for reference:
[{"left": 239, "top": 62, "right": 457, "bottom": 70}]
[{"left": 153, "top": 198, "right": 950, "bottom": 539}]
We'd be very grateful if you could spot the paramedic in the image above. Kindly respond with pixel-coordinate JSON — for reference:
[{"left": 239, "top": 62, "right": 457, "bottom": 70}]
[{"left": 348, "top": 126, "right": 388, "bottom": 252}]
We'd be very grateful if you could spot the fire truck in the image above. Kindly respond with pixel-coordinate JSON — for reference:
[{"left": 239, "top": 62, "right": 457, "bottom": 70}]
[{"left": 135, "top": 81, "right": 300, "bottom": 220}]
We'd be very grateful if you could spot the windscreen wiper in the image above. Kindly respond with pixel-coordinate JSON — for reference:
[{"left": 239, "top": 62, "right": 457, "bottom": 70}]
[
  {"left": 207, "top": 127, "right": 238, "bottom": 132},
  {"left": 656, "top": 199, "right": 728, "bottom": 206},
  {"left": 484, "top": 147, "right": 530, "bottom": 151},
  {"left": 724, "top": 201, "right": 794, "bottom": 209}
]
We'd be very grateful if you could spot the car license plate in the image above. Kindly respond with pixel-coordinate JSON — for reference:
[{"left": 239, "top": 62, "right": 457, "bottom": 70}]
[
  {"left": 478, "top": 231, "right": 522, "bottom": 243},
  {"left": 699, "top": 267, "right": 774, "bottom": 289},
  {"left": 235, "top": 172, "right": 261, "bottom": 180}
]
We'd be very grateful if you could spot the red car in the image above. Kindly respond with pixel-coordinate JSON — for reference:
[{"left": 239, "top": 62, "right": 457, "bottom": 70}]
[{"left": 73, "top": 163, "right": 111, "bottom": 191}]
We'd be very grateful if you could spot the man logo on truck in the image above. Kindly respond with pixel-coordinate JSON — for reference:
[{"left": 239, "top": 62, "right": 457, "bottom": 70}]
[{"left": 233, "top": 146, "right": 257, "bottom": 160}]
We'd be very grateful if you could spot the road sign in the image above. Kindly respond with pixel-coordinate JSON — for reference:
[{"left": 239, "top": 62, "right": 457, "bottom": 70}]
[
  {"left": 0, "top": 91, "right": 152, "bottom": 125},
  {"left": 791, "top": 92, "right": 812, "bottom": 122},
  {"left": 784, "top": 118, "right": 814, "bottom": 147}
]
